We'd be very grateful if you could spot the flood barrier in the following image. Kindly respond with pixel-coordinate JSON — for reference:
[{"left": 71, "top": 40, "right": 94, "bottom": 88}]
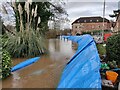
[
  {"left": 57, "top": 34, "right": 101, "bottom": 88},
  {"left": 11, "top": 57, "right": 40, "bottom": 72}
]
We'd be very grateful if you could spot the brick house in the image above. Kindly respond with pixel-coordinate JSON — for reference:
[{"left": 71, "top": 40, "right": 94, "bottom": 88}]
[
  {"left": 110, "top": 10, "right": 120, "bottom": 33},
  {"left": 71, "top": 16, "right": 111, "bottom": 35}
]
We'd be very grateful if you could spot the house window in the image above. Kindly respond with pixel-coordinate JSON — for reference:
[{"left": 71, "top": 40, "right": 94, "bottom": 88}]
[
  {"left": 90, "top": 20, "right": 92, "bottom": 22},
  {"left": 75, "top": 26, "right": 79, "bottom": 28},
  {"left": 98, "top": 25, "right": 100, "bottom": 28}
]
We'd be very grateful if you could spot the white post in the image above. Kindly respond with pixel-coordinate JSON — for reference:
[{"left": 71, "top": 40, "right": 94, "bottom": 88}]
[{"left": 102, "top": 0, "right": 105, "bottom": 43}]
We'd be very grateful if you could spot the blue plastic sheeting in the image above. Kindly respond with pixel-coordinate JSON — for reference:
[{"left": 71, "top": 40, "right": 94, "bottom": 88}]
[
  {"left": 11, "top": 57, "right": 40, "bottom": 72},
  {"left": 57, "top": 34, "right": 101, "bottom": 88}
]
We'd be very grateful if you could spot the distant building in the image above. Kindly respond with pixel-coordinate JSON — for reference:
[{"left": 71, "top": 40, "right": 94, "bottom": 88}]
[
  {"left": 110, "top": 10, "right": 120, "bottom": 33},
  {"left": 71, "top": 16, "right": 111, "bottom": 35}
]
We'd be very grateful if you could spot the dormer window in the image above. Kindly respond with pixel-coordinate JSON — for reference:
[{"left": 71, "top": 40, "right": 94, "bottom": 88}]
[{"left": 98, "top": 25, "right": 100, "bottom": 28}]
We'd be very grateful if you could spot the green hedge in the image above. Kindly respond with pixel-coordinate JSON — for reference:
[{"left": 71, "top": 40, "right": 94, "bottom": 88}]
[
  {"left": 106, "top": 34, "right": 120, "bottom": 66},
  {"left": 97, "top": 44, "right": 106, "bottom": 55},
  {"left": 82, "top": 30, "right": 111, "bottom": 35},
  {"left": 1, "top": 50, "right": 12, "bottom": 79}
]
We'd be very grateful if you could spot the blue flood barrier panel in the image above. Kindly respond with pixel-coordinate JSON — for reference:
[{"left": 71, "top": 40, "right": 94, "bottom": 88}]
[
  {"left": 11, "top": 57, "right": 40, "bottom": 72},
  {"left": 57, "top": 34, "right": 101, "bottom": 88}
]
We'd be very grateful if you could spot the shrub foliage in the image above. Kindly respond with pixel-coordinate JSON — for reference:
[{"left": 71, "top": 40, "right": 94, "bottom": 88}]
[
  {"left": 1, "top": 50, "right": 12, "bottom": 79},
  {"left": 3, "top": 29, "right": 46, "bottom": 58},
  {"left": 106, "top": 34, "right": 120, "bottom": 65}
]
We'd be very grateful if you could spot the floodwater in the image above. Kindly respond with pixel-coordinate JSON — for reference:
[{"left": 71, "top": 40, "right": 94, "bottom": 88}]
[{"left": 2, "top": 38, "right": 76, "bottom": 88}]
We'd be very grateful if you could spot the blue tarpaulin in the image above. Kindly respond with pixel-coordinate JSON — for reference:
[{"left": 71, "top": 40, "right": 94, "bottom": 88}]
[
  {"left": 57, "top": 34, "right": 101, "bottom": 88},
  {"left": 11, "top": 57, "right": 40, "bottom": 72}
]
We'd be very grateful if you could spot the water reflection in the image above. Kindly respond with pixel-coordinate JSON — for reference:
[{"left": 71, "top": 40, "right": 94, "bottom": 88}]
[
  {"left": 49, "top": 39, "right": 75, "bottom": 61},
  {"left": 12, "top": 72, "right": 22, "bottom": 87},
  {"left": 2, "top": 38, "right": 76, "bottom": 88},
  {"left": 28, "top": 69, "right": 45, "bottom": 76}
]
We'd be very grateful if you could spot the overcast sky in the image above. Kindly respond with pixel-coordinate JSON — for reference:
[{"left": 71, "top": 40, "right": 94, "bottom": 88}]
[
  {"left": 0, "top": 0, "right": 120, "bottom": 29},
  {"left": 63, "top": 0, "right": 120, "bottom": 29}
]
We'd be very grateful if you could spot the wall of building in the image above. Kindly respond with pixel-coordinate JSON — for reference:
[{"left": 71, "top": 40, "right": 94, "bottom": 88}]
[
  {"left": 72, "top": 22, "right": 111, "bottom": 35},
  {"left": 113, "top": 14, "right": 120, "bottom": 33}
]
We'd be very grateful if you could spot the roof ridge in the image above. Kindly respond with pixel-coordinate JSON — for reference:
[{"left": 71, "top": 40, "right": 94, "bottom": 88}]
[
  {"left": 72, "top": 16, "right": 109, "bottom": 25},
  {"left": 79, "top": 16, "right": 102, "bottom": 18}
]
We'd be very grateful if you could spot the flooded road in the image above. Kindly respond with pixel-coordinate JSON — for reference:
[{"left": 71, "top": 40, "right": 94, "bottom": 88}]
[{"left": 2, "top": 38, "right": 76, "bottom": 88}]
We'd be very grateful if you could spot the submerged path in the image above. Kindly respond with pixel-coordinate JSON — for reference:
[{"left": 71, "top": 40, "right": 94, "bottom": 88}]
[{"left": 2, "top": 39, "right": 76, "bottom": 88}]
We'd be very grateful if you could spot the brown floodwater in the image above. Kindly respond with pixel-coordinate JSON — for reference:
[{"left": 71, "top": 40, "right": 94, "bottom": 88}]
[{"left": 2, "top": 38, "right": 76, "bottom": 88}]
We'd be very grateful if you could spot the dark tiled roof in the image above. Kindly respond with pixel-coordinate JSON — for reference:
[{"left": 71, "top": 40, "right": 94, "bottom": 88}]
[
  {"left": 113, "top": 10, "right": 120, "bottom": 15},
  {"left": 110, "top": 9, "right": 120, "bottom": 17},
  {"left": 72, "top": 16, "right": 110, "bottom": 25}
]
